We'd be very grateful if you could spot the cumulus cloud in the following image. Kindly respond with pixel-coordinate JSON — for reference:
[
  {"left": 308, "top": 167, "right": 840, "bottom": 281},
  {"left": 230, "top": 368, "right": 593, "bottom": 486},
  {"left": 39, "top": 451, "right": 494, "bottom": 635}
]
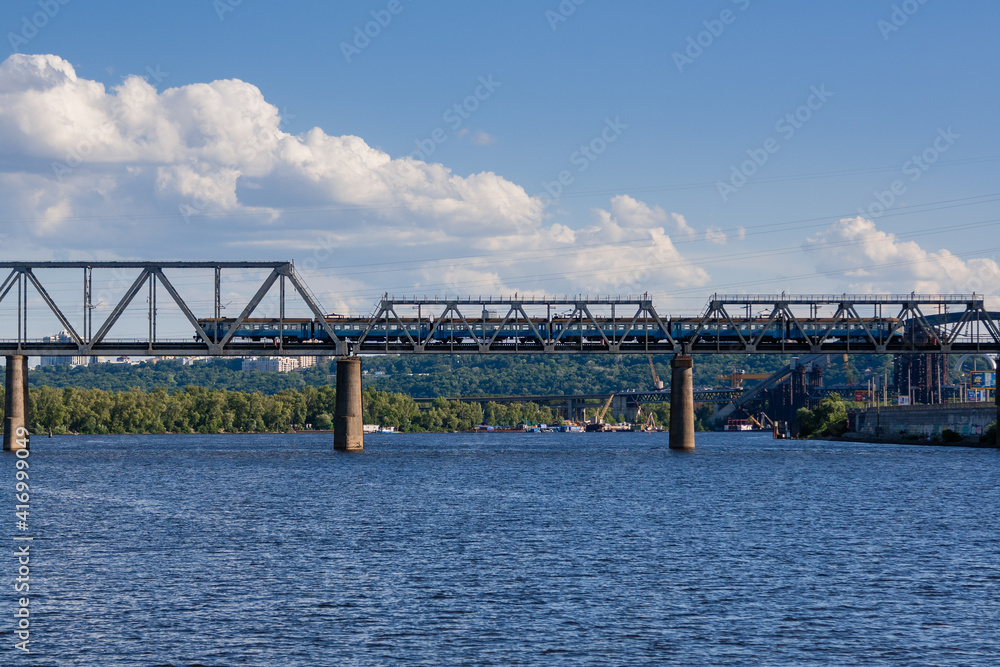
[
  {"left": 804, "top": 216, "right": 1000, "bottom": 296},
  {"left": 449, "top": 195, "right": 710, "bottom": 296},
  {"left": 670, "top": 212, "right": 696, "bottom": 238},
  {"left": 0, "top": 53, "right": 543, "bottom": 253},
  {"left": 0, "top": 55, "right": 711, "bottom": 308}
]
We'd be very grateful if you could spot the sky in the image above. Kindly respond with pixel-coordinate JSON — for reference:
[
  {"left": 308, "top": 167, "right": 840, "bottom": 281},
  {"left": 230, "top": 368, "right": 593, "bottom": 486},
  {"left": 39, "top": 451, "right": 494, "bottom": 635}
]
[{"left": 0, "top": 0, "right": 998, "bottom": 324}]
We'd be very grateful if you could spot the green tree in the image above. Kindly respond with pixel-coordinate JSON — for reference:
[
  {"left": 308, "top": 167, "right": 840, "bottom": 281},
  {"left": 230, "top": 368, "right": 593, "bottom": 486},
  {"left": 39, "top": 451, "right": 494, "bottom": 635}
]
[{"left": 797, "top": 394, "right": 850, "bottom": 438}]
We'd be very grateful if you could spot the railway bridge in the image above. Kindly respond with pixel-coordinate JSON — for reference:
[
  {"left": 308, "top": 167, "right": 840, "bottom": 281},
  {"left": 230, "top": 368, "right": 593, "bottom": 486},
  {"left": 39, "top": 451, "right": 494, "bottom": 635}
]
[{"left": 2, "top": 261, "right": 998, "bottom": 451}]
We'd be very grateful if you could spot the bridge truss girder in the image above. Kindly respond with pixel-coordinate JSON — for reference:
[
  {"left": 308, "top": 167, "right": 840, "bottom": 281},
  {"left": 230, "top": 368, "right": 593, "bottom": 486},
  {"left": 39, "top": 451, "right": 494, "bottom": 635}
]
[
  {"left": 0, "top": 262, "right": 348, "bottom": 358},
  {"left": 0, "top": 264, "right": 998, "bottom": 357},
  {"left": 359, "top": 295, "right": 676, "bottom": 355}
]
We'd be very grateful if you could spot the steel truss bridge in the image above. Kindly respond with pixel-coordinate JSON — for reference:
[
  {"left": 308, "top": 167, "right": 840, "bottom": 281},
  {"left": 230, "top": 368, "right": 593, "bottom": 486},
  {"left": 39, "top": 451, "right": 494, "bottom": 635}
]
[{"left": 1, "top": 261, "right": 999, "bottom": 357}]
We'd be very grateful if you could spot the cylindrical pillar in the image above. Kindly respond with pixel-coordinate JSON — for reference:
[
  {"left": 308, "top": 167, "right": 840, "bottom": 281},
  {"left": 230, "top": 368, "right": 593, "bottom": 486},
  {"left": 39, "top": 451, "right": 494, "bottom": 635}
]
[
  {"left": 995, "top": 356, "right": 999, "bottom": 448},
  {"left": 334, "top": 357, "right": 363, "bottom": 451},
  {"left": 670, "top": 354, "right": 695, "bottom": 450},
  {"left": 4, "top": 355, "right": 29, "bottom": 452}
]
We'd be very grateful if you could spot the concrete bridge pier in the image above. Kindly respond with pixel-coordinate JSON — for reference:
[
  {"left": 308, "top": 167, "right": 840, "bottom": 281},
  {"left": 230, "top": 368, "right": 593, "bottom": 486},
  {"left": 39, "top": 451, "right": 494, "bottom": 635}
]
[
  {"left": 995, "top": 355, "right": 999, "bottom": 448},
  {"left": 334, "top": 356, "right": 364, "bottom": 451},
  {"left": 4, "top": 355, "right": 29, "bottom": 452},
  {"left": 670, "top": 354, "right": 695, "bottom": 450}
]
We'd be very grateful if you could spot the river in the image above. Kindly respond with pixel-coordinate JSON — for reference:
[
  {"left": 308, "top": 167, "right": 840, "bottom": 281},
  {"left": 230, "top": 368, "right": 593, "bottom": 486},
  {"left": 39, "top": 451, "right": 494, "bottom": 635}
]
[{"left": 4, "top": 432, "right": 999, "bottom": 665}]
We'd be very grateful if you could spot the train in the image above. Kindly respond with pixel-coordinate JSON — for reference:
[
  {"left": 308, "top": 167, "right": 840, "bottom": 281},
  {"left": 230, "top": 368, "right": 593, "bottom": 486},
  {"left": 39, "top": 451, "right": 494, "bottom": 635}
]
[{"left": 195, "top": 316, "right": 906, "bottom": 346}]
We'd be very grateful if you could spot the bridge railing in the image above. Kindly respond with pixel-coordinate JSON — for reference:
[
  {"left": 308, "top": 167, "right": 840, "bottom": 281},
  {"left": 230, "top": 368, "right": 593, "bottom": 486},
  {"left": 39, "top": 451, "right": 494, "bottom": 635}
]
[{"left": 711, "top": 293, "right": 983, "bottom": 305}]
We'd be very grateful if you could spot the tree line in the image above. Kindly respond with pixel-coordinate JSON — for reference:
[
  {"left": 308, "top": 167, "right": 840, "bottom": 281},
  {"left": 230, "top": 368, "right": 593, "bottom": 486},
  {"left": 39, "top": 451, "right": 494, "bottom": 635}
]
[{"left": 0, "top": 385, "right": 580, "bottom": 435}]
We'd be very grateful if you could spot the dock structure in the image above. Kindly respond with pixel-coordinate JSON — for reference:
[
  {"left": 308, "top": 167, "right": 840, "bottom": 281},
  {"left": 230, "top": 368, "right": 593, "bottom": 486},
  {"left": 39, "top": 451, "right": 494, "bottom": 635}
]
[{"left": 1, "top": 261, "right": 999, "bottom": 451}]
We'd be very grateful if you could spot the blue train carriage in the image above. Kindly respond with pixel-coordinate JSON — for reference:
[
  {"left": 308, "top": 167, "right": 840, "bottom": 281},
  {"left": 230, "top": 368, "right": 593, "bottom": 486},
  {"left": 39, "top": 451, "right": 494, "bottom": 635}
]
[
  {"left": 668, "top": 317, "right": 902, "bottom": 344},
  {"left": 196, "top": 314, "right": 904, "bottom": 346},
  {"left": 196, "top": 318, "right": 315, "bottom": 343}
]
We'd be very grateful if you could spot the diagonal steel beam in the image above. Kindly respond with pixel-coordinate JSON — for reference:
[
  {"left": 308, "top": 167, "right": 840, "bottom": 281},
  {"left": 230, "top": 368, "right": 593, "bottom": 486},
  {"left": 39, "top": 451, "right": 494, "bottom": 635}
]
[
  {"left": 22, "top": 269, "right": 83, "bottom": 346},
  {"left": 944, "top": 305, "right": 976, "bottom": 346},
  {"left": 577, "top": 304, "right": 609, "bottom": 346},
  {"left": 718, "top": 304, "right": 749, "bottom": 347},
  {"left": 552, "top": 306, "right": 582, "bottom": 344},
  {"left": 90, "top": 269, "right": 151, "bottom": 345},
  {"left": 816, "top": 304, "right": 847, "bottom": 344},
  {"left": 751, "top": 308, "right": 782, "bottom": 348},
  {"left": 908, "top": 305, "right": 941, "bottom": 343},
  {"left": 423, "top": 305, "right": 453, "bottom": 347},
  {"left": 385, "top": 306, "right": 417, "bottom": 346},
  {"left": 642, "top": 304, "right": 677, "bottom": 348},
  {"left": 285, "top": 269, "right": 341, "bottom": 345},
  {"left": 486, "top": 305, "right": 519, "bottom": 347},
  {"left": 150, "top": 268, "right": 214, "bottom": 347},
  {"left": 0, "top": 269, "right": 18, "bottom": 306},
  {"left": 357, "top": 300, "right": 390, "bottom": 346},
  {"left": 845, "top": 305, "right": 879, "bottom": 348},
  {"left": 217, "top": 269, "right": 280, "bottom": 348},
  {"left": 975, "top": 305, "right": 1000, "bottom": 343},
  {"left": 514, "top": 304, "right": 546, "bottom": 346},
  {"left": 783, "top": 306, "right": 815, "bottom": 346},
  {"left": 451, "top": 305, "right": 483, "bottom": 347},
  {"left": 882, "top": 305, "right": 913, "bottom": 345}
]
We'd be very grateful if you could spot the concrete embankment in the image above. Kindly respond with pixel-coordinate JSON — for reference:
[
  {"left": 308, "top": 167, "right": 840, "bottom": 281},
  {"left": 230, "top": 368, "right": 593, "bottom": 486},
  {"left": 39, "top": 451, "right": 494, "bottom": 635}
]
[{"left": 851, "top": 403, "right": 996, "bottom": 446}]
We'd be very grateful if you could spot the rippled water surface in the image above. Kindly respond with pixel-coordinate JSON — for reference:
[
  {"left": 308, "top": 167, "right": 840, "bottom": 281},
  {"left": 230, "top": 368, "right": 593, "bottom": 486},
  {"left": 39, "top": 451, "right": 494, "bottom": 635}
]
[{"left": 5, "top": 432, "right": 1000, "bottom": 665}]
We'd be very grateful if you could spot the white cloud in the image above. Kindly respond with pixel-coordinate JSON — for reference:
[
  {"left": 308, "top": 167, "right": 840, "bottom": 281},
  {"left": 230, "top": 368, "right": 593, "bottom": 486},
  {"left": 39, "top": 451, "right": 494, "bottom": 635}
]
[
  {"left": 470, "top": 130, "right": 496, "bottom": 146},
  {"left": 0, "top": 54, "right": 544, "bottom": 253},
  {"left": 804, "top": 216, "right": 1000, "bottom": 296},
  {"left": 705, "top": 225, "right": 727, "bottom": 245},
  {"left": 454, "top": 195, "right": 710, "bottom": 297},
  {"left": 669, "top": 212, "right": 696, "bottom": 238},
  {"left": 0, "top": 55, "right": 710, "bottom": 308}
]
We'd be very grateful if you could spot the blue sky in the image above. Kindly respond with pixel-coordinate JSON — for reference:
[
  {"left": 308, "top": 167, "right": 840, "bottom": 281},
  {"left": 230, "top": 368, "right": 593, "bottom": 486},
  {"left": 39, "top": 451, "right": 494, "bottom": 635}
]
[{"left": 0, "top": 0, "right": 998, "bottom": 319}]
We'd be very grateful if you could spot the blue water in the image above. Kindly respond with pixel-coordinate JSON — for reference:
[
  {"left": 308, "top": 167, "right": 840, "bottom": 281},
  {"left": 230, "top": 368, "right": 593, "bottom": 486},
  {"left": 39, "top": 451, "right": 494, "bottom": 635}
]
[{"left": 3, "top": 432, "right": 1000, "bottom": 665}]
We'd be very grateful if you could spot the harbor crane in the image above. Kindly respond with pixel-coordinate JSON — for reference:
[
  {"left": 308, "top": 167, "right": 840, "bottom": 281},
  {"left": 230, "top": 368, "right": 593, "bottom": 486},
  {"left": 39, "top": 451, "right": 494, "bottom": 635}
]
[
  {"left": 717, "top": 370, "right": 771, "bottom": 388},
  {"left": 648, "top": 354, "right": 664, "bottom": 390}
]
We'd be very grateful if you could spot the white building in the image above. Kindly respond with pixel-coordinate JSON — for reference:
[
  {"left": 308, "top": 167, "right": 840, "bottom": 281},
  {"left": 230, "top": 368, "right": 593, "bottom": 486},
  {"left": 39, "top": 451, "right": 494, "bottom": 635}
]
[
  {"left": 243, "top": 356, "right": 318, "bottom": 373},
  {"left": 37, "top": 330, "right": 92, "bottom": 367}
]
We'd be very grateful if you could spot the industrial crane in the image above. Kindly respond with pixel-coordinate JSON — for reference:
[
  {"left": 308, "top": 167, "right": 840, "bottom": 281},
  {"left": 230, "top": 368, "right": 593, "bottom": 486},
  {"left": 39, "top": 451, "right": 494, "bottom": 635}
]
[
  {"left": 635, "top": 405, "right": 659, "bottom": 432},
  {"left": 648, "top": 354, "right": 664, "bottom": 390},
  {"left": 585, "top": 394, "right": 617, "bottom": 432},
  {"left": 592, "top": 394, "right": 614, "bottom": 424},
  {"left": 717, "top": 370, "right": 771, "bottom": 388}
]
